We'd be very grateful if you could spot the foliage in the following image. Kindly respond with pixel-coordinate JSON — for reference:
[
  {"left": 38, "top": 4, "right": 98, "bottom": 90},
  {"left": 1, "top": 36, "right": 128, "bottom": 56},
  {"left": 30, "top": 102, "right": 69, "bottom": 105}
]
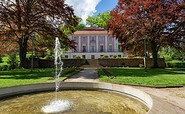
[
  {"left": 99, "top": 68, "right": 185, "bottom": 86},
  {"left": 166, "top": 60, "right": 185, "bottom": 68},
  {"left": 0, "top": 0, "right": 78, "bottom": 68},
  {"left": 171, "top": 51, "right": 185, "bottom": 61},
  {"left": 75, "top": 56, "right": 81, "bottom": 59},
  {"left": 86, "top": 11, "right": 110, "bottom": 29},
  {"left": 112, "top": 55, "right": 118, "bottom": 58},
  {"left": 74, "top": 17, "right": 85, "bottom": 30},
  {"left": 100, "top": 55, "right": 109, "bottom": 59},
  {"left": 107, "top": 0, "right": 185, "bottom": 68},
  {"left": 7, "top": 53, "right": 19, "bottom": 69},
  {"left": 0, "top": 65, "right": 9, "bottom": 71},
  {"left": 0, "top": 56, "right": 2, "bottom": 63},
  {"left": 75, "top": 23, "right": 85, "bottom": 30},
  {"left": 159, "top": 47, "right": 185, "bottom": 61},
  {"left": 43, "top": 49, "right": 53, "bottom": 59}
]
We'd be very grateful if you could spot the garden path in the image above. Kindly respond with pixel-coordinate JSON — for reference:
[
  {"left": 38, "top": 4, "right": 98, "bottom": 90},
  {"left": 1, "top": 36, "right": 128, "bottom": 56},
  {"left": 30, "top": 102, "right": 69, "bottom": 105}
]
[
  {"left": 64, "top": 68, "right": 99, "bottom": 82},
  {"left": 133, "top": 86, "right": 185, "bottom": 114}
]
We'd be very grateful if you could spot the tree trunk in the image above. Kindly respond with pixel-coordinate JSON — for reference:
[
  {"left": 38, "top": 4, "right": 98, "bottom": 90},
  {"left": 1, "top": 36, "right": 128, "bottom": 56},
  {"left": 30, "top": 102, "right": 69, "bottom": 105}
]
[
  {"left": 19, "top": 36, "right": 28, "bottom": 68},
  {"left": 151, "top": 40, "right": 158, "bottom": 68}
]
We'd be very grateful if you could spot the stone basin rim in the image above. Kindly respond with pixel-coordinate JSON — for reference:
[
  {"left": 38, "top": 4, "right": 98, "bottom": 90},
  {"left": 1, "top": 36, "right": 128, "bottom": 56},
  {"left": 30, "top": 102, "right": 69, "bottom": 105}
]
[{"left": 0, "top": 82, "right": 153, "bottom": 114}]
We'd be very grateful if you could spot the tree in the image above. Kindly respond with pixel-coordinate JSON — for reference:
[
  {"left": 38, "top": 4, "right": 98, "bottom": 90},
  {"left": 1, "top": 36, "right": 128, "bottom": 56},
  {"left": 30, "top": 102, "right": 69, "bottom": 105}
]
[
  {"left": 0, "top": 0, "right": 78, "bottom": 68},
  {"left": 107, "top": 0, "right": 185, "bottom": 68},
  {"left": 86, "top": 11, "right": 110, "bottom": 29},
  {"left": 75, "top": 17, "right": 85, "bottom": 30}
]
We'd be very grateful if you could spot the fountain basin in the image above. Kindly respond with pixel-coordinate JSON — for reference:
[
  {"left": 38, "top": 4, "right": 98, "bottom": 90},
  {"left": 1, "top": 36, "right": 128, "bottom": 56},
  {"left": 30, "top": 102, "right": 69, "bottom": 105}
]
[{"left": 0, "top": 82, "right": 153, "bottom": 113}]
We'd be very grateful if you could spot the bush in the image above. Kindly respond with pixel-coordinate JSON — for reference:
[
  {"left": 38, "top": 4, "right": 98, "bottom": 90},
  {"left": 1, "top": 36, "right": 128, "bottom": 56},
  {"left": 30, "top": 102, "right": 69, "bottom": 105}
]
[
  {"left": 0, "top": 65, "right": 10, "bottom": 71},
  {"left": 100, "top": 55, "right": 109, "bottom": 59},
  {"left": 44, "top": 55, "right": 53, "bottom": 60},
  {"left": 112, "top": 55, "right": 117, "bottom": 58},
  {"left": 163, "top": 55, "right": 172, "bottom": 61},
  {"left": 7, "top": 53, "right": 18, "bottom": 69},
  {"left": 75, "top": 56, "right": 81, "bottom": 59},
  {"left": 166, "top": 62, "right": 185, "bottom": 68},
  {"left": 0, "top": 56, "right": 2, "bottom": 63}
]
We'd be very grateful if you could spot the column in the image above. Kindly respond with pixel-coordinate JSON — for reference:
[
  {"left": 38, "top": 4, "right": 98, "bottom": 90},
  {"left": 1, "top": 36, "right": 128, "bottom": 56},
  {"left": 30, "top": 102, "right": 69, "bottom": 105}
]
[
  {"left": 87, "top": 36, "right": 90, "bottom": 52},
  {"left": 78, "top": 36, "right": 81, "bottom": 52},
  {"left": 114, "top": 37, "right": 118, "bottom": 52},
  {"left": 105, "top": 35, "right": 108, "bottom": 52},
  {"left": 96, "top": 36, "right": 99, "bottom": 52}
]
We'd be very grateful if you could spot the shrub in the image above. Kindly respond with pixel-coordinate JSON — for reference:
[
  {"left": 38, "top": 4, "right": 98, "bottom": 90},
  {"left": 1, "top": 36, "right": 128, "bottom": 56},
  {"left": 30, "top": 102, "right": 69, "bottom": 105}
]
[
  {"left": 7, "top": 53, "right": 18, "bottom": 69},
  {"left": 0, "top": 65, "right": 10, "bottom": 71},
  {"left": 163, "top": 55, "right": 172, "bottom": 61},
  {"left": 75, "top": 56, "right": 81, "bottom": 59},
  {"left": 100, "top": 55, "right": 108, "bottom": 59},
  {"left": 112, "top": 55, "right": 117, "bottom": 58},
  {"left": 166, "top": 62, "right": 185, "bottom": 68},
  {"left": 0, "top": 56, "right": 2, "bottom": 63},
  {"left": 44, "top": 55, "right": 53, "bottom": 60}
]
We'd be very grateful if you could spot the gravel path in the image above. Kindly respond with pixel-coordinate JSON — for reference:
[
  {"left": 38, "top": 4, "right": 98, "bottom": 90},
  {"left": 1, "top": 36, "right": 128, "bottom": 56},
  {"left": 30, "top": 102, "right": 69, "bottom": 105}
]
[
  {"left": 64, "top": 68, "right": 99, "bottom": 82},
  {"left": 133, "top": 86, "right": 185, "bottom": 113}
]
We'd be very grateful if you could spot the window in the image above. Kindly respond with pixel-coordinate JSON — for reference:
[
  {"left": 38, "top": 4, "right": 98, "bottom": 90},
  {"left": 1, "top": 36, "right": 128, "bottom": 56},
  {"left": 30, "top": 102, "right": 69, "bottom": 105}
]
[
  {"left": 109, "top": 45, "right": 113, "bottom": 52},
  {"left": 110, "top": 55, "right": 113, "bottom": 57},
  {"left": 99, "top": 36, "right": 104, "bottom": 42},
  {"left": 90, "top": 36, "right": 95, "bottom": 41},
  {"left": 90, "top": 45, "right": 95, "bottom": 52},
  {"left": 108, "top": 36, "right": 113, "bottom": 42},
  {"left": 82, "top": 55, "right": 86, "bottom": 59},
  {"left": 100, "top": 45, "right": 104, "bottom": 52},
  {"left": 73, "top": 36, "right": 77, "bottom": 41},
  {"left": 118, "top": 55, "right": 121, "bottom": 58},
  {"left": 65, "top": 55, "right": 68, "bottom": 58},
  {"left": 82, "top": 46, "right": 86, "bottom": 52},
  {"left": 82, "top": 36, "right": 86, "bottom": 42},
  {"left": 74, "top": 46, "right": 77, "bottom": 52},
  {"left": 73, "top": 55, "right": 76, "bottom": 58},
  {"left": 91, "top": 55, "right": 95, "bottom": 59}
]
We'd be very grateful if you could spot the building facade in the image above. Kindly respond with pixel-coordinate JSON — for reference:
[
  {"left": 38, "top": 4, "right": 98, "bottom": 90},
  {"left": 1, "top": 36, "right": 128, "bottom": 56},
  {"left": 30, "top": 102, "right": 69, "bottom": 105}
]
[{"left": 64, "top": 27, "right": 124, "bottom": 59}]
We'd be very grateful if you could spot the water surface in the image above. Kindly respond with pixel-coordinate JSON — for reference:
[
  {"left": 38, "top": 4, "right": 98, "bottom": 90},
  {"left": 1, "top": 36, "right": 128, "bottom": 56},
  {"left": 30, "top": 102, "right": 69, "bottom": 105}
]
[{"left": 0, "top": 90, "right": 148, "bottom": 114}]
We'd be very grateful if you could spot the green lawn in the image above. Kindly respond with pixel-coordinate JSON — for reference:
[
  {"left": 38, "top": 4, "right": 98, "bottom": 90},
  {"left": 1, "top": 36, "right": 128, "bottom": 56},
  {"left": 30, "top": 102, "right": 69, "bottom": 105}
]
[
  {"left": 0, "top": 68, "right": 79, "bottom": 88},
  {"left": 98, "top": 68, "right": 185, "bottom": 87}
]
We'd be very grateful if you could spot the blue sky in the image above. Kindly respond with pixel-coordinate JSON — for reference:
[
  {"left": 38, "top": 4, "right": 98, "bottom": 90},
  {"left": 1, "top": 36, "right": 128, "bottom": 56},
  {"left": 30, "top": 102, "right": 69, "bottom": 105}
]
[
  {"left": 95, "top": 0, "right": 118, "bottom": 14},
  {"left": 65, "top": 0, "right": 118, "bottom": 23}
]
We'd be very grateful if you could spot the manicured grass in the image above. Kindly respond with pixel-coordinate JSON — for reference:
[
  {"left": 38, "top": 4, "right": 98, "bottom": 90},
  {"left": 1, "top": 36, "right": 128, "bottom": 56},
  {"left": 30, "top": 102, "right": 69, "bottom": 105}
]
[
  {"left": 98, "top": 68, "right": 185, "bottom": 87},
  {"left": 0, "top": 68, "right": 79, "bottom": 88}
]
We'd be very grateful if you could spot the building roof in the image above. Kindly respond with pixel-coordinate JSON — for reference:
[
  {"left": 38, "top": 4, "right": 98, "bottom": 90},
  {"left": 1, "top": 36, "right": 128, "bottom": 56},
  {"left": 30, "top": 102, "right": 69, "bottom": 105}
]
[{"left": 73, "top": 27, "right": 112, "bottom": 35}]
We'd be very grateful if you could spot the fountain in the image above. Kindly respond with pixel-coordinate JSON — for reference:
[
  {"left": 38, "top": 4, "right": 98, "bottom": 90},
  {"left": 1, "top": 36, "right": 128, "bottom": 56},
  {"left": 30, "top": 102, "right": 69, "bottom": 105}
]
[
  {"left": 0, "top": 39, "right": 153, "bottom": 114},
  {"left": 42, "top": 37, "right": 72, "bottom": 113}
]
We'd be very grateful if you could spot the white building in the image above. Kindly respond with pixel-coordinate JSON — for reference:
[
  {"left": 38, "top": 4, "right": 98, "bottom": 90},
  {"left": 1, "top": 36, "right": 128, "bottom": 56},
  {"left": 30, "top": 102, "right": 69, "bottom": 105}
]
[{"left": 64, "top": 27, "right": 124, "bottom": 59}]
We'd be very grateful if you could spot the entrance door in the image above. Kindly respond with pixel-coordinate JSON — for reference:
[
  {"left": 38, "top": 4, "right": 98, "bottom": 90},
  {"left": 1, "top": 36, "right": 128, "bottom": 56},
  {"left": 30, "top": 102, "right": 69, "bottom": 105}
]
[
  {"left": 82, "top": 55, "right": 86, "bottom": 59},
  {"left": 91, "top": 55, "right": 95, "bottom": 59}
]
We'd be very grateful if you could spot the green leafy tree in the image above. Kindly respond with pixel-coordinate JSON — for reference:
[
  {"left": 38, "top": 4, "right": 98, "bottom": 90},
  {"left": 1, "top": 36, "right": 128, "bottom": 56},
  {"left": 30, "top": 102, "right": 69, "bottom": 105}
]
[
  {"left": 75, "top": 17, "right": 85, "bottom": 30},
  {"left": 86, "top": 11, "right": 110, "bottom": 29},
  {"left": 0, "top": 0, "right": 78, "bottom": 68}
]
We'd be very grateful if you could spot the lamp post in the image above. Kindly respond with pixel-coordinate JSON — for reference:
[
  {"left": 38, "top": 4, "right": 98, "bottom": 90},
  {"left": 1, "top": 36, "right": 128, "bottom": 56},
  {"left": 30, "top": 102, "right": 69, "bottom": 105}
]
[
  {"left": 31, "top": 33, "right": 35, "bottom": 72},
  {"left": 144, "top": 37, "right": 147, "bottom": 73}
]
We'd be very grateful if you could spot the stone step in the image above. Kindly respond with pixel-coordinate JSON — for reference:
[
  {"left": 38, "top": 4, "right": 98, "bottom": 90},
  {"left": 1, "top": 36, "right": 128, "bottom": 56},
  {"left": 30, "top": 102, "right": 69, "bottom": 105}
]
[{"left": 80, "top": 59, "right": 102, "bottom": 68}]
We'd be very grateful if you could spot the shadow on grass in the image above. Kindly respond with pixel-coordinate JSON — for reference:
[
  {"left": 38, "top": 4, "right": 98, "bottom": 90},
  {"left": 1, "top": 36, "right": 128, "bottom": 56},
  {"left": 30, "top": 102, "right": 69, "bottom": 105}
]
[
  {"left": 0, "top": 69, "right": 55, "bottom": 80},
  {"left": 107, "top": 68, "right": 185, "bottom": 77}
]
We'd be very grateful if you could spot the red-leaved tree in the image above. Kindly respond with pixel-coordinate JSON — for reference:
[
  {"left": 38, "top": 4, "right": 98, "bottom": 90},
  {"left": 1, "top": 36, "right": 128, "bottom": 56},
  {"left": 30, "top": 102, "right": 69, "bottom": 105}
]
[
  {"left": 107, "top": 0, "right": 185, "bottom": 67},
  {"left": 0, "top": 0, "right": 78, "bottom": 68}
]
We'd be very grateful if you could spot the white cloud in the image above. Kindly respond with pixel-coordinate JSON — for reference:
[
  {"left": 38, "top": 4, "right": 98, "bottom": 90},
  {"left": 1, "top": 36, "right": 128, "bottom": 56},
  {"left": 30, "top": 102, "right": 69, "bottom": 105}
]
[{"left": 65, "top": 0, "right": 102, "bottom": 23}]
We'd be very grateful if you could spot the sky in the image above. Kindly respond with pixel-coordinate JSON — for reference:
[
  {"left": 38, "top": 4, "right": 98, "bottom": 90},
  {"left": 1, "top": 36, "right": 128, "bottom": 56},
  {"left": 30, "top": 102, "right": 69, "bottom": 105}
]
[{"left": 65, "top": 0, "right": 118, "bottom": 23}]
